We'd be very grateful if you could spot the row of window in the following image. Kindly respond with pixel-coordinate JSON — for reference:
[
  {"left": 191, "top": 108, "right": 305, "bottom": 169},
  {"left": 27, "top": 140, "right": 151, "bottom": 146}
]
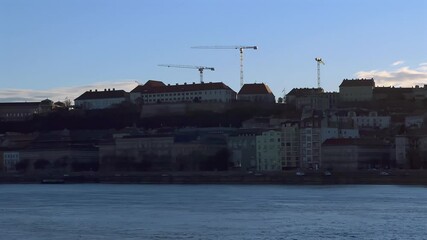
[
  {"left": 4, "top": 112, "right": 33, "bottom": 117},
  {"left": 144, "top": 90, "right": 227, "bottom": 98}
]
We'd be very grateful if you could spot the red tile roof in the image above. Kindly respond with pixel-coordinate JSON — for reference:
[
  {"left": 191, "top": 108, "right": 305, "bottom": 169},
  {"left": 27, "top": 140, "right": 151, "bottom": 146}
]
[
  {"left": 130, "top": 80, "right": 235, "bottom": 94},
  {"left": 238, "top": 83, "right": 273, "bottom": 95},
  {"left": 339, "top": 78, "right": 375, "bottom": 87},
  {"left": 75, "top": 89, "right": 128, "bottom": 100},
  {"left": 131, "top": 80, "right": 166, "bottom": 93}
]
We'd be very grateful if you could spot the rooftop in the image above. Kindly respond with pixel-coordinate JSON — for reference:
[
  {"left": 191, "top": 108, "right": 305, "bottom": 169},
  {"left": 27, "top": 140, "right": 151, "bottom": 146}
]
[
  {"left": 339, "top": 78, "right": 375, "bottom": 87},
  {"left": 75, "top": 89, "right": 128, "bottom": 101},
  {"left": 287, "top": 88, "right": 323, "bottom": 97},
  {"left": 130, "top": 80, "right": 235, "bottom": 94},
  {"left": 238, "top": 83, "right": 273, "bottom": 95}
]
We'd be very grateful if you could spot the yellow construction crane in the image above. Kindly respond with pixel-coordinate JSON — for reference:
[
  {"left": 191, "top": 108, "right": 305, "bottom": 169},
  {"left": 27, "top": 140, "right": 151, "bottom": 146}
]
[
  {"left": 191, "top": 45, "right": 258, "bottom": 88},
  {"left": 158, "top": 64, "right": 215, "bottom": 83},
  {"left": 315, "top": 57, "right": 325, "bottom": 88}
]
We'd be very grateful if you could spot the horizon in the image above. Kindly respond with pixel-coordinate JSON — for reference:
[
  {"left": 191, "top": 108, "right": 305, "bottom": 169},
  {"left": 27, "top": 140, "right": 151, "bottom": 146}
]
[{"left": 1, "top": 0, "right": 426, "bottom": 102}]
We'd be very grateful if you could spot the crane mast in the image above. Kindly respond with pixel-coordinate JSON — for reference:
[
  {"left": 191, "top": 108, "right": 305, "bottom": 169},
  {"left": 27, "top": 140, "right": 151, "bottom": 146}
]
[
  {"left": 315, "top": 57, "right": 325, "bottom": 88},
  {"left": 192, "top": 45, "right": 258, "bottom": 88},
  {"left": 158, "top": 64, "right": 215, "bottom": 83}
]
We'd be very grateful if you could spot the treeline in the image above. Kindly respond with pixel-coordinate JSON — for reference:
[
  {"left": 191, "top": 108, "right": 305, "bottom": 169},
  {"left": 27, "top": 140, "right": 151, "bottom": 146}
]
[{"left": 0, "top": 102, "right": 293, "bottom": 133}]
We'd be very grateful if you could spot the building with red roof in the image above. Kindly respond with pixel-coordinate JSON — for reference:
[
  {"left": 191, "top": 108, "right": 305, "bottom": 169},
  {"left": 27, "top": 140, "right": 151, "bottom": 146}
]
[
  {"left": 237, "top": 83, "right": 275, "bottom": 103},
  {"left": 130, "top": 80, "right": 236, "bottom": 104}
]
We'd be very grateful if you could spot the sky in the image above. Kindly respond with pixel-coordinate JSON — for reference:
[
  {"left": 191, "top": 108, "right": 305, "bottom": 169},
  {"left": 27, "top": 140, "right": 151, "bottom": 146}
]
[{"left": 1, "top": 0, "right": 426, "bottom": 102}]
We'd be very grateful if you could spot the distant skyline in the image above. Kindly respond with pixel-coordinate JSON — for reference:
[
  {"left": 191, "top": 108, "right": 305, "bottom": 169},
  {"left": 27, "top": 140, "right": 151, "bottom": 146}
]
[{"left": 1, "top": 0, "right": 426, "bottom": 102}]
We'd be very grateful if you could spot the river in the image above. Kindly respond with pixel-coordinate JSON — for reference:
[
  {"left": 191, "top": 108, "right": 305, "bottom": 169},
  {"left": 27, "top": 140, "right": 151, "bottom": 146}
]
[{"left": 0, "top": 184, "right": 426, "bottom": 239}]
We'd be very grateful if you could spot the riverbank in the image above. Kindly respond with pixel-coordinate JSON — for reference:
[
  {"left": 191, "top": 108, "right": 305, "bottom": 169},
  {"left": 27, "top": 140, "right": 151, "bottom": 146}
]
[{"left": 1, "top": 170, "right": 427, "bottom": 185}]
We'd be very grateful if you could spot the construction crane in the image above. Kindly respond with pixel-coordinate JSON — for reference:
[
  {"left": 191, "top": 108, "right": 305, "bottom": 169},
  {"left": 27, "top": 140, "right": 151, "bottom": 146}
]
[
  {"left": 158, "top": 64, "right": 215, "bottom": 83},
  {"left": 315, "top": 57, "right": 325, "bottom": 88},
  {"left": 192, "top": 45, "right": 258, "bottom": 88}
]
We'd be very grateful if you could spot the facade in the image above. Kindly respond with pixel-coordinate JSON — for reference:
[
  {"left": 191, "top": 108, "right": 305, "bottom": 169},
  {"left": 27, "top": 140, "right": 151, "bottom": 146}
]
[
  {"left": 300, "top": 118, "right": 322, "bottom": 169},
  {"left": 322, "top": 139, "right": 393, "bottom": 170},
  {"left": 227, "top": 130, "right": 260, "bottom": 170},
  {"left": 237, "top": 83, "right": 275, "bottom": 103},
  {"left": 339, "top": 78, "right": 375, "bottom": 102},
  {"left": 130, "top": 80, "right": 236, "bottom": 104},
  {"left": 395, "top": 135, "right": 409, "bottom": 168},
  {"left": 373, "top": 87, "right": 413, "bottom": 101},
  {"left": 349, "top": 111, "right": 391, "bottom": 129},
  {"left": 280, "top": 122, "right": 300, "bottom": 169},
  {"left": 286, "top": 88, "right": 326, "bottom": 109},
  {"left": 0, "top": 102, "right": 48, "bottom": 122},
  {"left": 405, "top": 115, "right": 424, "bottom": 128},
  {"left": 74, "top": 89, "right": 129, "bottom": 110},
  {"left": 256, "top": 130, "right": 282, "bottom": 171},
  {"left": 3, "top": 151, "right": 20, "bottom": 172}
]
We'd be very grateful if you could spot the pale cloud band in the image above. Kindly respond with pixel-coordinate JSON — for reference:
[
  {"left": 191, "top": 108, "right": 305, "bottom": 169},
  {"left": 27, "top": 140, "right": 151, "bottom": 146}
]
[
  {"left": 356, "top": 62, "right": 427, "bottom": 87},
  {"left": 0, "top": 80, "right": 138, "bottom": 103},
  {"left": 391, "top": 60, "right": 404, "bottom": 66}
]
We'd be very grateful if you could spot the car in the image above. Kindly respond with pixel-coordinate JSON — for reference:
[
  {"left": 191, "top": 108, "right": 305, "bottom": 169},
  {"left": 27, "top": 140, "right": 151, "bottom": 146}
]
[
  {"left": 296, "top": 171, "right": 305, "bottom": 176},
  {"left": 323, "top": 171, "right": 332, "bottom": 176},
  {"left": 380, "top": 171, "right": 390, "bottom": 176}
]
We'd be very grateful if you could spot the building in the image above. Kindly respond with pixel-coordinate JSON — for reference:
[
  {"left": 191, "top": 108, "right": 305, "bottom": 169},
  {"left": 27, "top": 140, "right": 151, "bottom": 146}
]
[
  {"left": 395, "top": 135, "right": 409, "bottom": 168},
  {"left": 286, "top": 88, "right": 325, "bottom": 109},
  {"left": 339, "top": 78, "right": 375, "bottom": 102},
  {"left": 0, "top": 101, "right": 53, "bottom": 122},
  {"left": 322, "top": 138, "right": 393, "bottom": 170},
  {"left": 74, "top": 89, "right": 129, "bottom": 110},
  {"left": 280, "top": 121, "right": 300, "bottom": 169},
  {"left": 256, "top": 130, "right": 282, "bottom": 171},
  {"left": 130, "top": 80, "right": 236, "bottom": 104},
  {"left": 299, "top": 117, "right": 322, "bottom": 169},
  {"left": 227, "top": 129, "right": 260, "bottom": 170},
  {"left": 405, "top": 115, "right": 424, "bottom": 128},
  {"left": 348, "top": 111, "right": 391, "bottom": 129},
  {"left": 237, "top": 83, "right": 275, "bottom": 103},
  {"left": 373, "top": 87, "right": 413, "bottom": 101}
]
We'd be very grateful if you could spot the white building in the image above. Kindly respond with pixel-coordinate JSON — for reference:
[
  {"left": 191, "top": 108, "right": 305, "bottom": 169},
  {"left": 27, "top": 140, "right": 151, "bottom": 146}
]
[
  {"left": 256, "top": 130, "right": 282, "bottom": 171},
  {"left": 348, "top": 111, "right": 391, "bottom": 129},
  {"left": 130, "top": 80, "right": 236, "bottom": 104},
  {"left": 405, "top": 116, "right": 424, "bottom": 128},
  {"left": 74, "top": 89, "right": 129, "bottom": 110}
]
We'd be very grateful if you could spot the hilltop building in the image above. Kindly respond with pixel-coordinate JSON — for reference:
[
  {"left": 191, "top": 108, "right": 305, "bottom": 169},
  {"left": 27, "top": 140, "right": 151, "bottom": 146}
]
[
  {"left": 130, "top": 80, "right": 236, "bottom": 104},
  {"left": 339, "top": 78, "right": 375, "bottom": 102},
  {"left": 0, "top": 100, "right": 54, "bottom": 122},
  {"left": 74, "top": 89, "right": 129, "bottom": 110},
  {"left": 237, "top": 83, "right": 275, "bottom": 103}
]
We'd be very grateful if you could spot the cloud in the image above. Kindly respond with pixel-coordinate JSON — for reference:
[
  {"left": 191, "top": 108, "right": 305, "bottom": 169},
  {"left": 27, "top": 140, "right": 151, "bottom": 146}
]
[
  {"left": 355, "top": 63, "right": 427, "bottom": 87},
  {"left": 0, "top": 80, "right": 138, "bottom": 103},
  {"left": 391, "top": 60, "right": 404, "bottom": 66}
]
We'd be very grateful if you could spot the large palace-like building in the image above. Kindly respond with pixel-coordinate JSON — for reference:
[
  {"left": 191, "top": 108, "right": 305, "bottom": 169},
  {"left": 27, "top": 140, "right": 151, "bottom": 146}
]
[{"left": 130, "top": 80, "right": 237, "bottom": 104}]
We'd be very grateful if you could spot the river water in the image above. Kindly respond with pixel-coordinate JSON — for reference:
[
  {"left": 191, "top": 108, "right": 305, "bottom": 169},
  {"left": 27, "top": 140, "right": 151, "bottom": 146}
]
[{"left": 0, "top": 184, "right": 426, "bottom": 240}]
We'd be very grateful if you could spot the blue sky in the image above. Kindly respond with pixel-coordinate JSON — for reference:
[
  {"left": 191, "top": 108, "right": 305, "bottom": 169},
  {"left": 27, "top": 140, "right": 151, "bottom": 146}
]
[{"left": 1, "top": 0, "right": 426, "bottom": 102}]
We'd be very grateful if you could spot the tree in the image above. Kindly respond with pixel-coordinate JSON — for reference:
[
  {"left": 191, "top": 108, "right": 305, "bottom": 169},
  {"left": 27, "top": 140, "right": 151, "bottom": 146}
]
[
  {"left": 34, "top": 159, "right": 50, "bottom": 170},
  {"left": 15, "top": 159, "right": 29, "bottom": 172},
  {"left": 64, "top": 97, "right": 72, "bottom": 108}
]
